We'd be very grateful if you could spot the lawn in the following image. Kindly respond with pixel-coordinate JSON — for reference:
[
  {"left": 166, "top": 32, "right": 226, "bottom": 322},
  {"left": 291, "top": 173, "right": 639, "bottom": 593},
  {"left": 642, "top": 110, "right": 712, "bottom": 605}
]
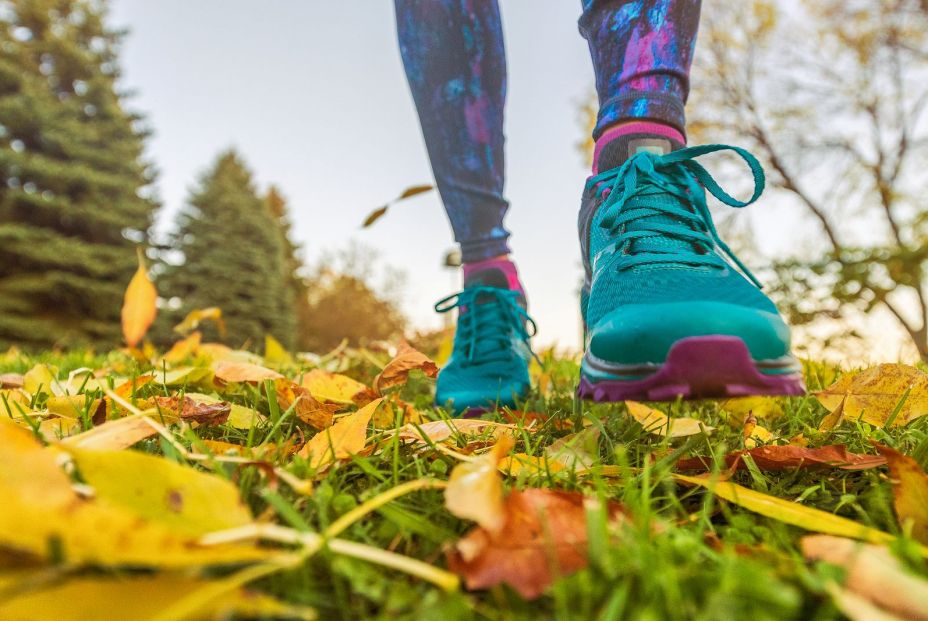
[{"left": 0, "top": 338, "right": 926, "bottom": 621}]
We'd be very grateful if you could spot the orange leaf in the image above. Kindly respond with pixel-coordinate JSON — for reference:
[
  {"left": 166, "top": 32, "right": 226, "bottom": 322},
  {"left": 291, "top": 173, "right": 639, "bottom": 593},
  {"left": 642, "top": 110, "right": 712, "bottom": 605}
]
[
  {"left": 213, "top": 361, "right": 282, "bottom": 383},
  {"left": 120, "top": 248, "right": 157, "bottom": 348},
  {"left": 276, "top": 379, "right": 336, "bottom": 430},
  {"left": 447, "top": 489, "right": 627, "bottom": 599},
  {"left": 676, "top": 445, "right": 886, "bottom": 472},
  {"left": 298, "top": 398, "right": 382, "bottom": 469},
  {"left": 301, "top": 369, "right": 374, "bottom": 405},
  {"left": 875, "top": 444, "right": 928, "bottom": 544},
  {"left": 373, "top": 343, "right": 438, "bottom": 394}
]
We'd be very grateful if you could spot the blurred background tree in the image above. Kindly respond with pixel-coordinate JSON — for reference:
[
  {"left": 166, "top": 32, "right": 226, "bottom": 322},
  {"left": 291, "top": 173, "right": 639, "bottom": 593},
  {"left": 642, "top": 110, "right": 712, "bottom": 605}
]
[
  {"left": 160, "top": 150, "right": 296, "bottom": 349},
  {"left": 0, "top": 0, "right": 157, "bottom": 349},
  {"left": 687, "top": 0, "right": 928, "bottom": 360}
]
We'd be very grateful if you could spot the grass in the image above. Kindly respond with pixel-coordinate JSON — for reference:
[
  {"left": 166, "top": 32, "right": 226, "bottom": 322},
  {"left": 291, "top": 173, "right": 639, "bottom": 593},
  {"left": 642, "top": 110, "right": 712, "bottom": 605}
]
[{"left": 1, "top": 345, "right": 927, "bottom": 620}]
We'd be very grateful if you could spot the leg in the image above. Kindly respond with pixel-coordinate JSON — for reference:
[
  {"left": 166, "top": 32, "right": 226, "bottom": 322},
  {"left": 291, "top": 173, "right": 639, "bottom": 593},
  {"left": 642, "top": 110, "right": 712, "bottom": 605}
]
[{"left": 394, "top": 0, "right": 511, "bottom": 264}]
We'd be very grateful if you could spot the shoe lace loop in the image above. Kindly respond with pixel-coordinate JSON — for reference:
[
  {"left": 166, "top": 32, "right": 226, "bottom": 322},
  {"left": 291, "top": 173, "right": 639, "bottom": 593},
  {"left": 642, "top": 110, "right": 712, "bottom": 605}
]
[
  {"left": 434, "top": 287, "right": 537, "bottom": 367},
  {"left": 587, "top": 143, "right": 765, "bottom": 287}
]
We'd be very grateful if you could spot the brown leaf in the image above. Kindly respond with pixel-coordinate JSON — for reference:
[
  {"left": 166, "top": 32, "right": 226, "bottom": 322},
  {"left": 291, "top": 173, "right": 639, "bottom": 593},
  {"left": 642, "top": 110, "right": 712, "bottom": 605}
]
[
  {"left": 874, "top": 444, "right": 928, "bottom": 544},
  {"left": 373, "top": 342, "right": 439, "bottom": 394},
  {"left": 816, "top": 364, "right": 928, "bottom": 427},
  {"left": 389, "top": 419, "right": 520, "bottom": 445},
  {"left": 448, "top": 489, "right": 626, "bottom": 599},
  {"left": 276, "top": 379, "right": 336, "bottom": 430},
  {"left": 0, "top": 373, "right": 24, "bottom": 389},
  {"left": 298, "top": 398, "right": 382, "bottom": 469},
  {"left": 361, "top": 184, "right": 434, "bottom": 228},
  {"left": 802, "top": 535, "right": 928, "bottom": 621},
  {"left": 153, "top": 395, "right": 231, "bottom": 425},
  {"left": 213, "top": 361, "right": 283, "bottom": 383},
  {"left": 120, "top": 248, "right": 157, "bottom": 348},
  {"left": 676, "top": 445, "right": 886, "bottom": 472}
]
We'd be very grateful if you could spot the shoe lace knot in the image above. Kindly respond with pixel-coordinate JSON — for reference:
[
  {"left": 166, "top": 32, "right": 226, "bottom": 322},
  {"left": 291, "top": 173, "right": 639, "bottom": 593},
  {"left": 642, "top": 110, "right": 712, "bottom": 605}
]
[
  {"left": 588, "top": 143, "right": 766, "bottom": 287},
  {"left": 434, "top": 286, "right": 537, "bottom": 367}
]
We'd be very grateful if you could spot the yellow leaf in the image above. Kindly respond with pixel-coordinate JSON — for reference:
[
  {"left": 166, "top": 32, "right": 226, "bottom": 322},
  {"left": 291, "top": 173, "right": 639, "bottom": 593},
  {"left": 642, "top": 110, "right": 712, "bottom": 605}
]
[
  {"left": 373, "top": 342, "right": 439, "bottom": 394},
  {"left": 875, "top": 445, "right": 928, "bottom": 544},
  {"left": 155, "top": 366, "right": 213, "bottom": 387},
  {"left": 625, "top": 401, "right": 713, "bottom": 438},
  {"left": 390, "top": 419, "right": 520, "bottom": 445},
  {"left": 301, "top": 369, "right": 372, "bottom": 405},
  {"left": 121, "top": 248, "right": 158, "bottom": 347},
  {"left": 544, "top": 426, "right": 600, "bottom": 469},
  {"left": 161, "top": 331, "right": 202, "bottom": 365},
  {"left": 674, "top": 473, "right": 897, "bottom": 545},
  {"left": 174, "top": 306, "right": 226, "bottom": 337},
  {"left": 445, "top": 435, "right": 514, "bottom": 535},
  {"left": 0, "top": 573, "right": 316, "bottom": 621},
  {"left": 498, "top": 453, "right": 567, "bottom": 477},
  {"left": 61, "top": 414, "right": 158, "bottom": 450},
  {"left": 213, "top": 361, "right": 283, "bottom": 383},
  {"left": 63, "top": 445, "right": 254, "bottom": 537},
  {"left": 264, "top": 334, "right": 294, "bottom": 365},
  {"left": 22, "top": 363, "right": 62, "bottom": 396},
  {"left": 721, "top": 396, "right": 785, "bottom": 423},
  {"left": 299, "top": 398, "right": 382, "bottom": 469},
  {"left": 0, "top": 418, "right": 266, "bottom": 567},
  {"left": 816, "top": 364, "right": 928, "bottom": 427}
]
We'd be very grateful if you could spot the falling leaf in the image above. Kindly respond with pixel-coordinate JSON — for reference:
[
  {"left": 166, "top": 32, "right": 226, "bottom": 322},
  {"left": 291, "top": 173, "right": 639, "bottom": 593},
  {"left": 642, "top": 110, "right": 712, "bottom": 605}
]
[
  {"left": 874, "top": 444, "right": 928, "bottom": 544},
  {"left": 121, "top": 248, "right": 158, "bottom": 348},
  {"left": 61, "top": 415, "right": 158, "bottom": 450},
  {"left": 816, "top": 364, "right": 928, "bottom": 427},
  {"left": 0, "top": 418, "right": 266, "bottom": 567},
  {"left": 673, "top": 473, "right": 896, "bottom": 545},
  {"left": 276, "top": 379, "right": 336, "bottom": 430},
  {"left": 445, "top": 436, "right": 514, "bottom": 534},
  {"left": 390, "top": 419, "right": 520, "bottom": 445},
  {"left": 64, "top": 445, "right": 255, "bottom": 537},
  {"left": 161, "top": 331, "right": 202, "bottom": 365},
  {"left": 301, "top": 369, "right": 373, "bottom": 405},
  {"left": 802, "top": 535, "right": 928, "bottom": 621},
  {"left": 361, "top": 184, "right": 434, "bottom": 228},
  {"left": 264, "top": 334, "right": 294, "bottom": 365},
  {"left": 676, "top": 445, "right": 886, "bottom": 472},
  {"left": 299, "top": 398, "right": 382, "bottom": 469},
  {"left": 174, "top": 306, "right": 226, "bottom": 337},
  {"left": 153, "top": 395, "right": 232, "bottom": 425},
  {"left": 213, "top": 361, "right": 283, "bottom": 383},
  {"left": 625, "top": 401, "right": 713, "bottom": 438},
  {"left": 447, "top": 488, "right": 626, "bottom": 599},
  {"left": 373, "top": 342, "right": 439, "bottom": 394},
  {"left": 0, "top": 573, "right": 316, "bottom": 621}
]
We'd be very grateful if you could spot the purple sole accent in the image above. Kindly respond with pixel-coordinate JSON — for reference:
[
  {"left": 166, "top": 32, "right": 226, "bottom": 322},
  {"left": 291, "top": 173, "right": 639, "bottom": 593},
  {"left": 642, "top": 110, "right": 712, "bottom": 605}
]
[{"left": 578, "top": 336, "right": 806, "bottom": 402}]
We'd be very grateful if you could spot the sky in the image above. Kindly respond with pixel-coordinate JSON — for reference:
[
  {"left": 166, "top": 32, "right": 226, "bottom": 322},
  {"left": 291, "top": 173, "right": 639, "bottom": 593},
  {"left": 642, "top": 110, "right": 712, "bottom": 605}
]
[{"left": 106, "top": 0, "right": 914, "bottom": 361}]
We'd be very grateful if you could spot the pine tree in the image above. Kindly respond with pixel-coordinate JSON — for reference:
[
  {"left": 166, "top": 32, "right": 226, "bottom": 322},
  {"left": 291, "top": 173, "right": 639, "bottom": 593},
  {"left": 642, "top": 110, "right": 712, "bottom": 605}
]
[
  {"left": 164, "top": 151, "right": 295, "bottom": 349},
  {"left": 0, "top": 0, "right": 157, "bottom": 349},
  {"left": 264, "top": 186, "right": 305, "bottom": 351}
]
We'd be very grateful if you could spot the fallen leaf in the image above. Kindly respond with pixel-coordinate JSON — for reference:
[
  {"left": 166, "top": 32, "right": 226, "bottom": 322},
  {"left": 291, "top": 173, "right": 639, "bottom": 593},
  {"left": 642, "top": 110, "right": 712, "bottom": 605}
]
[
  {"left": 213, "top": 361, "right": 283, "bottom": 383},
  {"left": 625, "top": 401, "right": 713, "bottom": 438},
  {"left": 674, "top": 473, "right": 896, "bottom": 545},
  {"left": 154, "top": 395, "right": 232, "bottom": 425},
  {"left": 445, "top": 436, "right": 515, "bottom": 534},
  {"left": 155, "top": 366, "right": 214, "bottom": 387},
  {"left": 299, "top": 398, "right": 382, "bottom": 469},
  {"left": 742, "top": 413, "right": 775, "bottom": 448},
  {"left": 874, "top": 444, "right": 928, "bottom": 544},
  {"left": 61, "top": 415, "right": 158, "bottom": 450},
  {"left": 276, "top": 379, "right": 336, "bottom": 430},
  {"left": 301, "top": 369, "right": 373, "bottom": 405},
  {"left": 174, "top": 306, "right": 226, "bottom": 337},
  {"left": 0, "top": 573, "right": 316, "bottom": 621},
  {"left": 802, "top": 535, "right": 928, "bottom": 621},
  {"left": 720, "top": 396, "right": 785, "bottom": 423},
  {"left": 121, "top": 248, "right": 158, "bottom": 347},
  {"left": 816, "top": 364, "right": 928, "bottom": 427},
  {"left": 22, "top": 363, "right": 63, "bottom": 396},
  {"left": 372, "top": 394, "right": 424, "bottom": 427},
  {"left": 373, "top": 342, "right": 438, "bottom": 394},
  {"left": 264, "top": 334, "right": 294, "bottom": 365},
  {"left": 161, "top": 331, "right": 202, "bottom": 365},
  {"left": 448, "top": 488, "right": 626, "bottom": 599},
  {"left": 676, "top": 445, "right": 886, "bottom": 472},
  {"left": 544, "top": 426, "right": 600, "bottom": 469},
  {"left": 390, "top": 419, "right": 520, "bottom": 445},
  {"left": 0, "top": 372, "right": 23, "bottom": 388},
  {"left": 498, "top": 453, "right": 568, "bottom": 477}
]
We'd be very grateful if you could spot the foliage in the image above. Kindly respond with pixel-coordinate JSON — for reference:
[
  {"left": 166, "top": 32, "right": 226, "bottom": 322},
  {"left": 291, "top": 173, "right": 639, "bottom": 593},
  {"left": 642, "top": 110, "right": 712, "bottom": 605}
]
[
  {"left": 0, "top": 0, "right": 157, "bottom": 349},
  {"left": 688, "top": 0, "right": 928, "bottom": 360},
  {"left": 160, "top": 150, "right": 296, "bottom": 349}
]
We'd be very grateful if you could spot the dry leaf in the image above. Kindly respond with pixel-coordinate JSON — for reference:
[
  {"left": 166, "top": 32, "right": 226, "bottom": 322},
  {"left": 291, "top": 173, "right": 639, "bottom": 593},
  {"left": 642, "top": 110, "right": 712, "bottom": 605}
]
[
  {"left": 301, "top": 369, "right": 373, "bottom": 405},
  {"left": 299, "top": 398, "right": 382, "bottom": 469},
  {"left": 0, "top": 372, "right": 23, "bottom": 389},
  {"left": 625, "top": 401, "right": 713, "bottom": 437},
  {"left": 276, "top": 379, "right": 336, "bottom": 430},
  {"left": 361, "top": 184, "right": 434, "bottom": 228},
  {"left": 174, "top": 306, "right": 226, "bottom": 337},
  {"left": 373, "top": 342, "right": 439, "bottom": 394},
  {"left": 676, "top": 445, "right": 887, "bottom": 472},
  {"left": 720, "top": 396, "right": 785, "bottom": 423},
  {"left": 498, "top": 453, "right": 568, "bottom": 477},
  {"left": 61, "top": 415, "right": 158, "bottom": 450},
  {"left": 372, "top": 394, "right": 424, "bottom": 427},
  {"left": 874, "top": 444, "right": 928, "bottom": 544},
  {"left": 802, "top": 535, "right": 928, "bottom": 621},
  {"left": 264, "top": 334, "right": 294, "bottom": 365},
  {"left": 816, "top": 364, "right": 928, "bottom": 427},
  {"left": 445, "top": 435, "right": 515, "bottom": 534},
  {"left": 161, "top": 331, "right": 202, "bottom": 365},
  {"left": 213, "top": 361, "right": 283, "bottom": 383},
  {"left": 448, "top": 488, "right": 626, "bottom": 599},
  {"left": 390, "top": 419, "right": 520, "bottom": 445},
  {"left": 544, "top": 426, "right": 600, "bottom": 469},
  {"left": 121, "top": 248, "right": 157, "bottom": 348},
  {"left": 154, "top": 395, "right": 232, "bottom": 425}
]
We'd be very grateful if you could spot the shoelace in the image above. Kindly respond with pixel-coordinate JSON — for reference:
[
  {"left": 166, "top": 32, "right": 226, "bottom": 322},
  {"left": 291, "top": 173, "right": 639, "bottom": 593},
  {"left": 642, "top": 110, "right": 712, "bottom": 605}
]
[
  {"left": 434, "top": 286, "right": 537, "bottom": 367},
  {"left": 587, "top": 143, "right": 765, "bottom": 287}
]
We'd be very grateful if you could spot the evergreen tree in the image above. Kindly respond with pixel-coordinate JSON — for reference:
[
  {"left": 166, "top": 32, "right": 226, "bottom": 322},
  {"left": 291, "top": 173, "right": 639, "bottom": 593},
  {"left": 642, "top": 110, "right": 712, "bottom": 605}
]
[
  {"left": 264, "top": 185, "right": 303, "bottom": 350},
  {"left": 164, "top": 151, "right": 295, "bottom": 349},
  {"left": 0, "top": 0, "right": 157, "bottom": 349}
]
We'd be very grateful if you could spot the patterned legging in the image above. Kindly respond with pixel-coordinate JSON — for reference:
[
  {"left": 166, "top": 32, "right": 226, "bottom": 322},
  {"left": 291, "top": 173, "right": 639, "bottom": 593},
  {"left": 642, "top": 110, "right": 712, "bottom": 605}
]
[{"left": 395, "top": 0, "right": 701, "bottom": 262}]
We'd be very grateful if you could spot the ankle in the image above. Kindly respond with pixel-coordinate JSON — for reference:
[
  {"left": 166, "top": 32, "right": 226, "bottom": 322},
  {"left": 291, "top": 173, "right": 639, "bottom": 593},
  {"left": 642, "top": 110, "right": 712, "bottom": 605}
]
[{"left": 593, "top": 121, "right": 686, "bottom": 174}]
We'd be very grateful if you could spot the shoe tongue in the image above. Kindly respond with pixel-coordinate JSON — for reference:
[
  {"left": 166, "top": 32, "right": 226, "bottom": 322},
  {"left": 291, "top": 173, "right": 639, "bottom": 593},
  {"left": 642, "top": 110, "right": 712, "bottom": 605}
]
[
  {"left": 597, "top": 135, "right": 682, "bottom": 174},
  {"left": 464, "top": 267, "right": 510, "bottom": 289}
]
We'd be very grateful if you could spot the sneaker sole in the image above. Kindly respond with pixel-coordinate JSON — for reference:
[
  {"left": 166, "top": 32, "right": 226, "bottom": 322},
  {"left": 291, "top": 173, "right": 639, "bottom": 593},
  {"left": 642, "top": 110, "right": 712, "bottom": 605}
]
[{"left": 578, "top": 335, "right": 806, "bottom": 401}]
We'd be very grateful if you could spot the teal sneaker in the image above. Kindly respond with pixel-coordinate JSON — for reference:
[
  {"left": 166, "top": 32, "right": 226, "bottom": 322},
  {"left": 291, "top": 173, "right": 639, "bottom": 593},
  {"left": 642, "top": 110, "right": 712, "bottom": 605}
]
[
  {"left": 434, "top": 267, "right": 536, "bottom": 415},
  {"left": 578, "top": 141, "right": 805, "bottom": 401}
]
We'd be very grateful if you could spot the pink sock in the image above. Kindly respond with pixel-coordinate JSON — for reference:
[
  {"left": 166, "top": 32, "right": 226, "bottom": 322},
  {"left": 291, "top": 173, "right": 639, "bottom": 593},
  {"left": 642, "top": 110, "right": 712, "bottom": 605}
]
[
  {"left": 462, "top": 257, "right": 524, "bottom": 295},
  {"left": 593, "top": 121, "right": 686, "bottom": 174}
]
